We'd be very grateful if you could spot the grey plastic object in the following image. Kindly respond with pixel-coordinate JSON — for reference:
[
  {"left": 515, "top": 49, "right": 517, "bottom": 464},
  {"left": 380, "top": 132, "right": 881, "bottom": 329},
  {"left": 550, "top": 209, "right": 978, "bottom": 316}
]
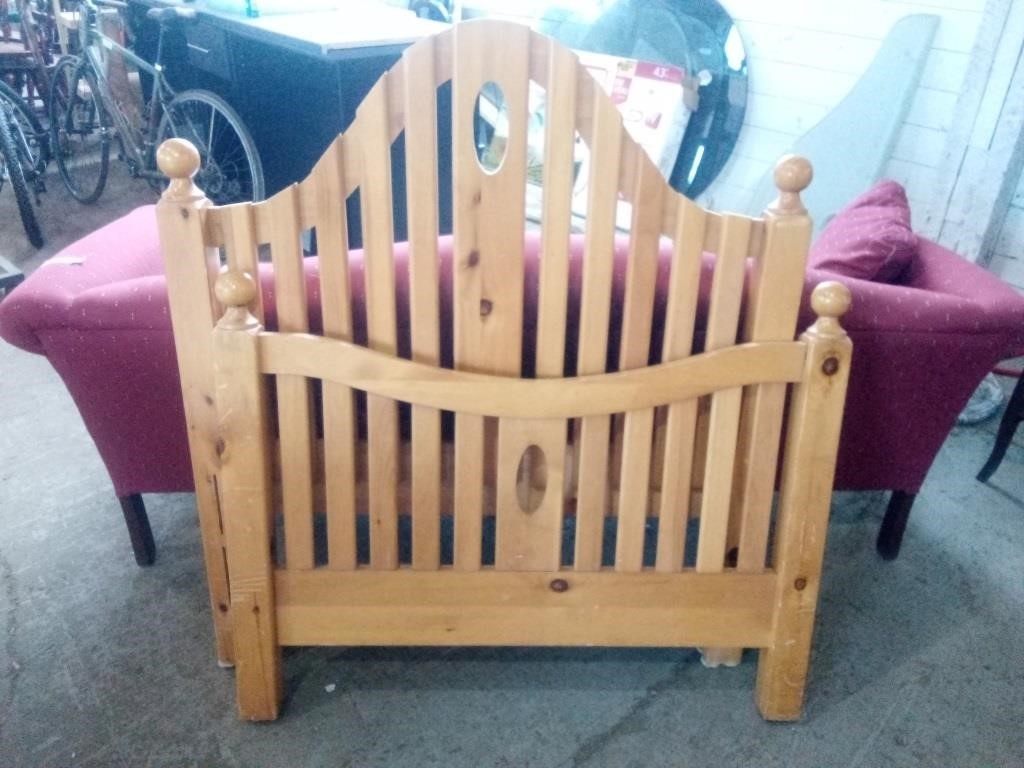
[{"left": 745, "top": 14, "right": 939, "bottom": 233}]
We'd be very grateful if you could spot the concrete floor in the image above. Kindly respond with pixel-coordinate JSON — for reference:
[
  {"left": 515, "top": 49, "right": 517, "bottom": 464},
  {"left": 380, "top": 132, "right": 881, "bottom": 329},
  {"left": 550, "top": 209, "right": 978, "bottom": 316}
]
[{"left": 1, "top": 165, "right": 1024, "bottom": 768}]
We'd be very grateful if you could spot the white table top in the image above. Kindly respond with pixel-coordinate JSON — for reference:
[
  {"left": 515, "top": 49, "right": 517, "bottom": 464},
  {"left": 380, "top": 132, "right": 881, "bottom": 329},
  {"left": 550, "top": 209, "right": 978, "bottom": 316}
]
[{"left": 199, "top": 2, "right": 448, "bottom": 55}]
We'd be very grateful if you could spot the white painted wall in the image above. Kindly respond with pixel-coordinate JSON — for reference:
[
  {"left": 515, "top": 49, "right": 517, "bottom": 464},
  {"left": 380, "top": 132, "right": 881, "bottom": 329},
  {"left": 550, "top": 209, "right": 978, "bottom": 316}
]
[
  {"left": 988, "top": 169, "right": 1024, "bottom": 289},
  {"left": 704, "top": 0, "right": 986, "bottom": 221}
]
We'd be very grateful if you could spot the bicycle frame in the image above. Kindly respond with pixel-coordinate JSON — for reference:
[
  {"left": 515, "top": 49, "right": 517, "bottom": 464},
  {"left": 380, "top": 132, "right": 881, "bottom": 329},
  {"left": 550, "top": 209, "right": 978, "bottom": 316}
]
[{"left": 77, "top": 0, "right": 178, "bottom": 180}]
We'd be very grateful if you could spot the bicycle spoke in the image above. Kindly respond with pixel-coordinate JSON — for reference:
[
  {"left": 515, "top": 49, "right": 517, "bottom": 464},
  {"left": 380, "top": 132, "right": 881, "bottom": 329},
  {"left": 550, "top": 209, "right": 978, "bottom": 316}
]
[{"left": 208, "top": 104, "right": 215, "bottom": 153}]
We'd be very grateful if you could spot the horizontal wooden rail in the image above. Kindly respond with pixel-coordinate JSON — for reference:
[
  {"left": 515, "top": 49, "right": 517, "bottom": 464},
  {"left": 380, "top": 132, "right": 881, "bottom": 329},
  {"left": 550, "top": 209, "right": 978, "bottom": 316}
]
[
  {"left": 275, "top": 569, "right": 777, "bottom": 648},
  {"left": 257, "top": 334, "right": 807, "bottom": 419}
]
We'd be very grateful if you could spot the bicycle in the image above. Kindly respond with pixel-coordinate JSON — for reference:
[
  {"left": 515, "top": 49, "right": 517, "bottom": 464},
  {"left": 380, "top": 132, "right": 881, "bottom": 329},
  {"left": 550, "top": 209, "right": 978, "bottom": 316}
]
[
  {"left": 0, "top": 77, "right": 49, "bottom": 247},
  {"left": 48, "top": 0, "right": 264, "bottom": 205}
]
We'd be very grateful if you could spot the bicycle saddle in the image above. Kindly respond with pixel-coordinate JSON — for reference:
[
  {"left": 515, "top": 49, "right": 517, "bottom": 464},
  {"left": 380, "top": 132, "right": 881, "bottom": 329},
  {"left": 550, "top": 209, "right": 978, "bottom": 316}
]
[{"left": 146, "top": 6, "right": 197, "bottom": 24}]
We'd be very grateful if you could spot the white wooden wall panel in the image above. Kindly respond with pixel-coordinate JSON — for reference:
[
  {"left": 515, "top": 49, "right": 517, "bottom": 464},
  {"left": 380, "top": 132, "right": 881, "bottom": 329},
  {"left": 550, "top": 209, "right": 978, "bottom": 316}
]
[
  {"left": 981, "top": 164, "right": 1024, "bottom": 290},
  {"left": 920, "top": 49, "right": 970, "bottom": 92},
  {"left": 929, "top": 0, "right": 1024, "bottom": 263},
  {"left": 706, "top": 0, "right": 985, "bottom": 218},
  {"left": 892, "top": 124, "right": 950, "bottom": 167}
]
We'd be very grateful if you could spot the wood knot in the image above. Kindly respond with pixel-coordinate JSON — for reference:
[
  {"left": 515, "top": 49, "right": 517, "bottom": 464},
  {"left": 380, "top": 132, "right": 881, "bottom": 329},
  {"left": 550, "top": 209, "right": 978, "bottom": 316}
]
[
  {"left": 549, "top": 578, "right": 569, "bottom": 593},
  {"left": 822, "top": 357, "right": 839, "bottom": 376},
  {"left": 794, "top": 577, "right": 807, "bottom": 591},
  {"left": 180, "top": 207, "right": 189, "bottom": 220},
  {"left": 467, "top": 250, "right": 480, "bottom": 267},
  {"left": 215, "top": 438, "right": 226, "bottom": 457},
  {"left": 479, "top": 299, "right": 493, "bottom": 316}
]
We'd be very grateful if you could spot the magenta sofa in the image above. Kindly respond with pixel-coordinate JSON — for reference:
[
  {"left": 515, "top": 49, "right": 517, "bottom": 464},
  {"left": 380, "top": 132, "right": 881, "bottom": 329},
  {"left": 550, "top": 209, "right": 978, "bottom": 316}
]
[{"left": 3, "top": 204, "right": 1024, "bottom": 565}]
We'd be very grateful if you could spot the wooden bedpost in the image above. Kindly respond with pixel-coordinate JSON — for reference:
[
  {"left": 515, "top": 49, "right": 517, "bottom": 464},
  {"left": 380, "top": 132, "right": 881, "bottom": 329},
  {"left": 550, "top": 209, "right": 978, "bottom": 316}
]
[
  {"left": 756, "top": 279, "right": 852, "bottom": 721},
  {"left": 702, "top": 155, "right": 815, "bottom": 671},
  {"left": 212, "top": 270, "right": 282, "bottom": 721},
  {"left": 156, "top": 139, "right": 235, "bottom": 666}
]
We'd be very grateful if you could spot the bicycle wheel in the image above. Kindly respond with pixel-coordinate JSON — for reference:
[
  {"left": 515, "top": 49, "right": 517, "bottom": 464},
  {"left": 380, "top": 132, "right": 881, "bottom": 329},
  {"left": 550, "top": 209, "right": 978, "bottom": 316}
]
[
  {"left": 0, "top": 79, "right": 48, "bottom": 176},
  {"left": 158, "top": 90, "right": 264, "bottom": 204},
  {"left": 0, "top": 102, "right": 44, "bottom": 247},
  {"left": 49, "top": 55, "right": 110, "bottom": 204}
]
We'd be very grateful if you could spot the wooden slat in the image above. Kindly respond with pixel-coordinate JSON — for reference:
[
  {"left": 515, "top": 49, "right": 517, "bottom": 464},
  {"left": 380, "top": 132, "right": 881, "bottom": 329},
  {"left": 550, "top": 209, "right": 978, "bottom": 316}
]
[
  {"left": 614, "top": 151, "right": 664, "bottom": 572},
  {"left": 260, "top": 335, "right": 806, "bottom": 419},
  {"left": 359, "top": 77, "right": 400, "bottom": 570},
  {"left": 403, "top": 40, "right": 443, "bottom": 570},
  {"left": 267, "top": 185, "right": 315, "bottom": 571},
  {"left": 538, "top": 42, "right": 578, "bottom": 550},
  {"left": 695, "top": 214, "right": 753, "bottom": 573},
  {"left": 495, "top": 417, "right": 566, "bottom": 570},
  {"left": 655, "top": 200, "right": 707, "bottom": 572},
  {"left": 314, "top": 138, "right": 358, "bottom": 570},
  {"left": 451, "top": 22, "right": 531, "bottom": 570},
  {"left": 221, "top": 203, "right": 264, "bottom": 323},
  {"left": 534, "top": 39, "right": 577, "bottom": 378},
  {"left": 573, "top": 83, "right": 623, "bottom": 571},
  {"left": 275, "top": 568, "right": 777, "bottom": 648},
  {"left": 494, "top": 37, "right": 577, "bottom": 572}
]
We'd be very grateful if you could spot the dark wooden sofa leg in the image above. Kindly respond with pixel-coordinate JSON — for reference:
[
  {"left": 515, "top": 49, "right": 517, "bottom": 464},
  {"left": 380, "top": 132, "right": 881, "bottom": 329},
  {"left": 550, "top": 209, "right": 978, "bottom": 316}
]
[
  {"left": 119, "top": 494, "right": 156, "bottom": 566},
  {"left": 876, "top": 491, "right": 916, "bottom": 561},
  {"left": 977, "top": 374, "right": 1024, "bottom": 482}
]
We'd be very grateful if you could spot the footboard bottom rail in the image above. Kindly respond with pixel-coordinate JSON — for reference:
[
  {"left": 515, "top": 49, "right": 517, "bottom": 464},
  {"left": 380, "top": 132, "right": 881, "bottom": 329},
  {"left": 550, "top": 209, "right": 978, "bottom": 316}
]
[{"left": 274, "top": 569, "right": 778, "bottom": 648}]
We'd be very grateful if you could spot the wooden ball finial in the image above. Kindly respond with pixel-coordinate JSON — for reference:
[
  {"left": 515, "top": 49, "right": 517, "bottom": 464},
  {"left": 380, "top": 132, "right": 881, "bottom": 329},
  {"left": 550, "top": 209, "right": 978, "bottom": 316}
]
[
  {"left": 811, "top": 280, "right": 851, "bottom": 320},
  {"left": 157, "top": 138, "right": 201, "bottom": 181},
  {"left": 215, "top": 270, "right": 257, "bottom": 308},
  {"left": 769, "top": 155, "right": 813, "bottom": 216},
  {"left": 774, "top": 154, "right": 812, "bottom": 195}
]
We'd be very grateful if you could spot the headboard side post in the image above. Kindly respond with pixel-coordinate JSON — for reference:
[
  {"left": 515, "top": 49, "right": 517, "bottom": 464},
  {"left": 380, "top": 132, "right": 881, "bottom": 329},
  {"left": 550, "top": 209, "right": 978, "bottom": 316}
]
[{"left": 156, "top": 138, "right": 234, "bottom": 666}]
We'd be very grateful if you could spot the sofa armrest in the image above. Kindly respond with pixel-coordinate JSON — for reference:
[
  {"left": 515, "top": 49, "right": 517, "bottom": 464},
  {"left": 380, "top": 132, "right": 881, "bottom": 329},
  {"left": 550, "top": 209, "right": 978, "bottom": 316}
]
[
  {"left": 801, "top": 238, "right": 1024, "bottom": 343},
  {"left": 800, "top": 237, "right": 1024, "bottom": 492},
  {"left": 0, "top": 206, "right": 162, "bottom": 354}
]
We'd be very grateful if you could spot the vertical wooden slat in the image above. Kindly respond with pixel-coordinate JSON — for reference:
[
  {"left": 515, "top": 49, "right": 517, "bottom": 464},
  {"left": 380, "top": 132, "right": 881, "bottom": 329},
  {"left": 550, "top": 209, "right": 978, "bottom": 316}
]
[
  {"left": 493, "top": 37, "right": 576, "bottom": 571},
  {"left": 359, "top": 78, "right": 400, "bottom": 570},
  {"left": 655, "top": 199, "right": 707, "bottom": 572},
  {"left": 695, "top": 214, "right": 752, "bottom": 573},
  {"left": 452, "top": 22, "right": 531, "bottom": 570},
  {"left": 315, "top": 137, "right": 358, "bottom": 570},
  {"left": 495, "top": 417, "right": 566, "bottom": 569},
  {"left": 534, "top": 38, "right": 577, "bottom": 378},
  {"left": 268, "top": 185, "right": 315, "bottom": 571},
  {"left": 403, "top": 40, "right": 443, "bottom": 570},
  {"left": 614, "top": 151, "right": 663, "bottom": 572},
  {"left": 573, "top": 84, "right": 623, "bottom": 571},
  {"left": 221, "top": 203, "right": 264, "bottom": 324}
]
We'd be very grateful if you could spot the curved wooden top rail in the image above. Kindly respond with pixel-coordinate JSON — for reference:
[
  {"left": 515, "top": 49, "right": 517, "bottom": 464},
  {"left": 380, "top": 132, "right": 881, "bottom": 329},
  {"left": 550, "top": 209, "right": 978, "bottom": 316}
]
[
  {"left": 256, "top": 333, "right": 807, "bottom": 419},
  {"left": 183, "top": 18, "right": 787, "bottom": 248}
]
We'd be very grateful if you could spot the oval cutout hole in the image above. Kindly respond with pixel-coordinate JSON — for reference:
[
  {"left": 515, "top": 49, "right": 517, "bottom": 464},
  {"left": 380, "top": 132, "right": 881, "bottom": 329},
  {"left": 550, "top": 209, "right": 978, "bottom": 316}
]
[
  {"left": 474, "top": 81, "right": 508, "bottom": 173},
  {"left": 515, "top": 444, "right": 547, "bottom": 514}
]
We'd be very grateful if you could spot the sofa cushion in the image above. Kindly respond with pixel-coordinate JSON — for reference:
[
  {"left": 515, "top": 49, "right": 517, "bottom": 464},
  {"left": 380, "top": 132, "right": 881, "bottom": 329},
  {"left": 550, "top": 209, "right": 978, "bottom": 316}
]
[{"left": 809, "top": 179, "right": 917, "bottom": 282}]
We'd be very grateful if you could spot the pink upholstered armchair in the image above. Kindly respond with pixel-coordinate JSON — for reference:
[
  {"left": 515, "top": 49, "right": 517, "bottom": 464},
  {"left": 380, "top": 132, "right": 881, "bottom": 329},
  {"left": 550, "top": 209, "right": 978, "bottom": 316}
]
[{"left": 3, "top": 200, "right": 1023, "bottom": 566}]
